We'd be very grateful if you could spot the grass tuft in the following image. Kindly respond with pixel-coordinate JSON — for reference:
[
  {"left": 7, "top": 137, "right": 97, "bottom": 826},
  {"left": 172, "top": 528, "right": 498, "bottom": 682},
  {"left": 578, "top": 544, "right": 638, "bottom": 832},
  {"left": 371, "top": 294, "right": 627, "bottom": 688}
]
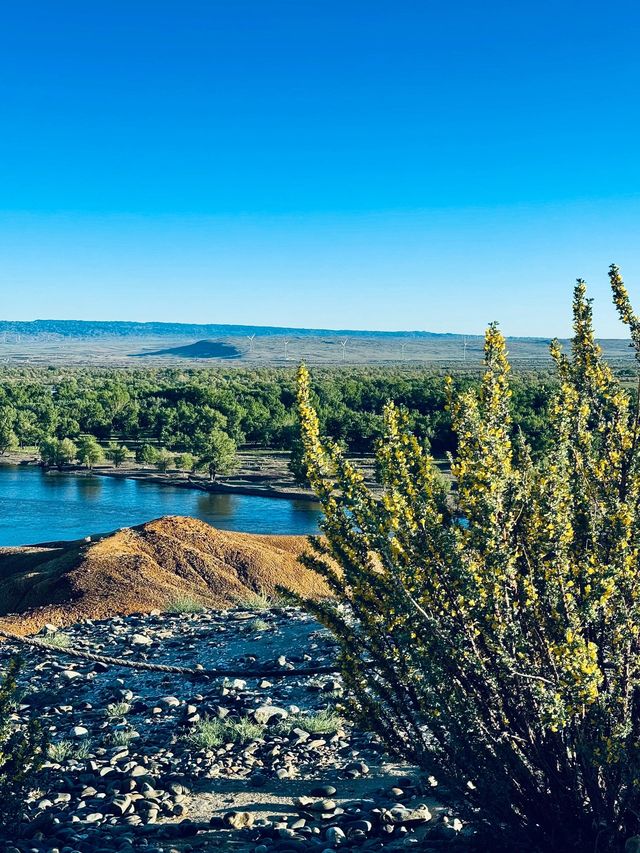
[
  {"left": 166, "top": 596, "right": 205, "bottom": 614},
  {"left": 187, "top": 716, "right": 265, "bottom": 749},
  {"left": 105, "top": 702, "right": 130, "bottom": 718},
  {"left": 38, "top": 632, "right": 71, "bottom": 648},
  {"left": 107, "top": 729, "right": 138, "bottom": 747},
  {"left": 47, "top": 738, "right": 91, "bottom": 762},
  {"left": 280, "top": 708, "right": 344, "bottom": 735},
  {"left": 234, "top": 588, "right": 287, "bottom": 611}
]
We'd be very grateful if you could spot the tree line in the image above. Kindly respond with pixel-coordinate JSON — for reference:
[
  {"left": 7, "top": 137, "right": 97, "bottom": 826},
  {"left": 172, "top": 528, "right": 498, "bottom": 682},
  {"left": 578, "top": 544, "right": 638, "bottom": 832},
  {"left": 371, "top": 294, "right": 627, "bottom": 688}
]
[{"left": 0, "top": 365, "right": 558, "bottom": 475}]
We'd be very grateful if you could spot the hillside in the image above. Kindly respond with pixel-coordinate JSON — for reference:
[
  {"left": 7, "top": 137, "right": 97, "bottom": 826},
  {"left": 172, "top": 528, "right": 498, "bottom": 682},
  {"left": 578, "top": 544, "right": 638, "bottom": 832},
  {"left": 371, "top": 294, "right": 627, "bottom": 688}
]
[
  {"left": 133, "top": 339, "right": 242, "bottom": 359},
  {"left": 0, "top": 516, "right": 326, "bottom": 634}
]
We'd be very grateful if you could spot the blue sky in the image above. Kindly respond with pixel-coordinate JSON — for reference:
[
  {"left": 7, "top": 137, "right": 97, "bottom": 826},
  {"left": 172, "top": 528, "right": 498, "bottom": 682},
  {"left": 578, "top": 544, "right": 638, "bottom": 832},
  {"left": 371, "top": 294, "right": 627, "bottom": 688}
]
[{"left": 1, "top": 1, "right": 640, "bottom": 335}]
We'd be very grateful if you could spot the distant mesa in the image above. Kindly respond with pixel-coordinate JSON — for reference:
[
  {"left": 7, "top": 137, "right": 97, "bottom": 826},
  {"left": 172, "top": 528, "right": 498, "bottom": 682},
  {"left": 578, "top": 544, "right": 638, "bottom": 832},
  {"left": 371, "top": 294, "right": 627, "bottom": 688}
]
[{"left": 133, "top": 339, "right": 241, "bottom": 359}]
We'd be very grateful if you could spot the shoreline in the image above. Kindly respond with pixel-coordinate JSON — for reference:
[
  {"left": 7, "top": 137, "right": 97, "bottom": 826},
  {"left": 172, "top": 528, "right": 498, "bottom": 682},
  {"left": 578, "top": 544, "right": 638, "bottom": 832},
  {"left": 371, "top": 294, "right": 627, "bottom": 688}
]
[{"left": 0, "top": 450, "right": 319, "bottom": 503}]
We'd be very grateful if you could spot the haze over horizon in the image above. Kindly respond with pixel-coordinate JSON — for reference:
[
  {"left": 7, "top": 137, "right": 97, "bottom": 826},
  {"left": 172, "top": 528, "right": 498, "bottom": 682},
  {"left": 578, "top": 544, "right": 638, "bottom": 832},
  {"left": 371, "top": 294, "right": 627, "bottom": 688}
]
[{"left": 2, "top": 2, "right": 640, "bottom": 337}]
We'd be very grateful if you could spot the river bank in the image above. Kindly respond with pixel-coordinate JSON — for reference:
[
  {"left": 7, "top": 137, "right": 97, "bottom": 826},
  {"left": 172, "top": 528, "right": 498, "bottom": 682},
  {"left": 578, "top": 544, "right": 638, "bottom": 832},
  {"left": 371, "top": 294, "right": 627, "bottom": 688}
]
[{"left": 0, "top": 448, "right": 321, "bottom": 502}]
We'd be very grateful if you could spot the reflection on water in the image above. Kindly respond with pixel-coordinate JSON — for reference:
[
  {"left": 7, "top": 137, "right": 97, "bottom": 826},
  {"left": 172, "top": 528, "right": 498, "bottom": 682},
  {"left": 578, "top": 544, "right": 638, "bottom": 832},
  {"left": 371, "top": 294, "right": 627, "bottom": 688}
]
[
  {"left": 0, "top": 465, "right": 322, "bottom": 546},
  {"left": 74, "top": 476, "right": 103, "bottom": 501},
  {"left": 197, "top": 491, "right": 235, "bottom": 519}
]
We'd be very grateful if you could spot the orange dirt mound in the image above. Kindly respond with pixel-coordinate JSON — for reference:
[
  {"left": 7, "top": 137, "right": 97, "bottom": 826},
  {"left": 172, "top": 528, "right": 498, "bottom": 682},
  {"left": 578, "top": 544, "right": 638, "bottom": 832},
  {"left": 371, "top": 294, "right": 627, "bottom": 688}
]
[{"left": 0, "top": 516, "right": 326, "bottom": 635}]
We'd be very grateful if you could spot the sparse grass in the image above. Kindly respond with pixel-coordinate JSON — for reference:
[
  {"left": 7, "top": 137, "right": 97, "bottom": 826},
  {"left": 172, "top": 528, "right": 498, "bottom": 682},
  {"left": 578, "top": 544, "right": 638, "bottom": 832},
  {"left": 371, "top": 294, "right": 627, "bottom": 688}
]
[
  {"left": 281, "top": 708, "right": 344, "bottom": 735},
  {"left": 38, "top": 632, "right": 71, "bottom": 649},
  {"left": 187, "top": 717, "right": 265, "bottom": 749},
  {"left": 107, "top": 729, "right": 138, "bottom": 747},
  {"left": 47, "top": 738, "right": 91, "bottom": 762},
  {"left": 232, "top": 717, "right": 266, "bottom": 742},
  {"left": 235, "top": 590, "right": 273, "bottom": 611},
  {"left": 250, "top": 618, "right": 269, "bottom": 631},
  {"left": 105, "top": 702, "right": 130, "bottom": 718},
  {"left": 235, "top": 588, "right": 287, "bottom": 611},
  {"left": 166, "top": 595, "right": 205, "bottom": 615}
]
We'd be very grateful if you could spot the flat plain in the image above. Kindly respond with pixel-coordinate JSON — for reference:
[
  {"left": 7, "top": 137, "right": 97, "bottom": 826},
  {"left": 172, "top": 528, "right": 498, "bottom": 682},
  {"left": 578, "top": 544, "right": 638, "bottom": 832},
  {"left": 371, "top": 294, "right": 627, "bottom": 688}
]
[{"left": 0, "top": 320, "right": 635, "bottom": 368}]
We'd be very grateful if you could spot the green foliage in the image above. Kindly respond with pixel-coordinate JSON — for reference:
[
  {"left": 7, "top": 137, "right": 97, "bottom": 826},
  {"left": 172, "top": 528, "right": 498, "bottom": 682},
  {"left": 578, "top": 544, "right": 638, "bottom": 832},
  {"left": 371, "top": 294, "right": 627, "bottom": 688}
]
[
  {"left": 288, "top": 437, "right": 311, "bottom": 486},
  {"left": 105, "top": 702, "right": 130, "bottom": 718},
  {"left": 295, "top": 266, "right": 640, "bottom": 852},
  {"left": 280, "top": 708, "right": 344, "bottom": 734},
  {"left": 0, "top": 406, "right": 18, "bottom": 455},
  {"left": 154, "top": 448, "right": 174, "bottom": 472},
  {"left": 47, "top": 738, "right": 91, "bottom": 762},
  {"left": 76, "top": 434, "right": 104, "bottom": 469},
  {"left": 188, "top": 716, "right": 265, "bottom": 748},
  {"left": 196, "top": 427, "right": 237, "bottom": 481},
  {"left": 105, "top": 441, "right": 130, "bottom": 467},
  {"left": 107, "top": 729, "right": 137, "bottom": 747},
  {"left": 173, "top": 451, "right": 196, "bottom": 472},
  {"left": 0, "top": 659, "right": 46, "bottom": 831},
  {"left": 0, "top": 364, "right": 558, "bottom": 462},
  {"left": 235, "top": 588, "right": 282, "bottom": 611},
  {"left": 135, "top": 442, "right": 158, "bottom": 464},
  {"left": 39, "top": 436, "right": 77, "bottom": 468},
  {"left": 37, "top": 632, "right": 70, "bottom": 649}
]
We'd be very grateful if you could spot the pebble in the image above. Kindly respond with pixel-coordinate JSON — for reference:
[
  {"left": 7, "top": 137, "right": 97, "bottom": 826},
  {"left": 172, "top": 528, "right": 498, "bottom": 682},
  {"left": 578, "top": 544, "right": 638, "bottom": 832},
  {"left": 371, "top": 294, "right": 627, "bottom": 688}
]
[
  {"left": 70, "top": 726, "right": 89, "bottom": 738},
  {"left": 0, "top": 607, "right": 451, "bottom": 853},
  {"left": 252, "top": 705, "right": 289, "bottom": 725},
  {"left": 130, "top": 634, "right": 153, "bottom": 647}
]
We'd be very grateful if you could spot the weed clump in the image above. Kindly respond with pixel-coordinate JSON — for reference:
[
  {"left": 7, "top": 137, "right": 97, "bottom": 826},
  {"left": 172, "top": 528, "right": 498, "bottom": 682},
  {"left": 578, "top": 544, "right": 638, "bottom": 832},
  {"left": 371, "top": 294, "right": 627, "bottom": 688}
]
[{"left": 0, "top": 659, "right": 47, "bottom": 832}]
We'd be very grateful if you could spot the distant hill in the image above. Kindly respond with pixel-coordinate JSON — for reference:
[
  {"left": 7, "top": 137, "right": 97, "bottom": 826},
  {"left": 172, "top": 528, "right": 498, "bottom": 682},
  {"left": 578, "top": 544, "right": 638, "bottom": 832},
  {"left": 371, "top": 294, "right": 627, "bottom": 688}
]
[
  {"left": 0, "top": 318, "right": 461, "bottom": 339},
  {"left": 133, "top": 340, "right": 242, "bottom": 359}
]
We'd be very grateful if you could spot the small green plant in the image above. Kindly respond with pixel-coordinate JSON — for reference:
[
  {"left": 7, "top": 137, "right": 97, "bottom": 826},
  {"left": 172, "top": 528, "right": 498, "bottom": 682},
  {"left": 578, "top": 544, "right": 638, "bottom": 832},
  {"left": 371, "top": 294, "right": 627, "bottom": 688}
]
[
  {"left": 235, "top": 589, "right": 273, "bottom": 611},
  {"left": 250, "top": 618, "right": 269, "bottom": 631},
  {"left": 188, "top": 718, "right": 227, "bottom": 749},
  {"left": 0, "top": 659, "right": 47, "bottom": 830},
  {"left": 188, "top": 717, "right": 265, "bottom": 749},
  {"left": 231, "top": 717, "right": 265, "bottom": 743},
  {"left": 38, "top": 632, "right": 71, "bottom": 649},
  {"left": 46, "top": 740, "right": 74, "bottom": 763},
  {"left": 166, "top": 596, "right": 205, "bottom": 615},
  {"left": 107, "top": 729, "right": 138, "bottom": 747},
  {"left": 47, "top": 738, "right": 91, "bottom": 762},
  {"left": 281, "top": 708, "right": 344, "bottom": 735},
  {"left": 236, "top": 588, "right": 287, "bottom": 611},
  {"left": 105, "top": 702, "right": 130, "bottom": 718}
]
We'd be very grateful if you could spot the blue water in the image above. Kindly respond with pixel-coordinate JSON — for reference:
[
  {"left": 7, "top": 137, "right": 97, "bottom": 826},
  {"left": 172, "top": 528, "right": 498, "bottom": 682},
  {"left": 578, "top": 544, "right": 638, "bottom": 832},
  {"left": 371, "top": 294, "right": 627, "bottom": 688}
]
[{"left": 0, "top": 465, "right": 322, "bottom": 546}]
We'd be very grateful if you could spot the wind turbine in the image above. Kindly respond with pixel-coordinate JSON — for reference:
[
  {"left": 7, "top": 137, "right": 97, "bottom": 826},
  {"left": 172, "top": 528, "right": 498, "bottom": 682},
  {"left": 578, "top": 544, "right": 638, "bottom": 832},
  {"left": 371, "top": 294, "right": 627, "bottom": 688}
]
[
  {"left": 247, "top": 333, "right": 256, "bottom": 355},
  {"left": 283, "top": 339, "right": 290, "bottom": 361},
  {"left": 462, "top": 336, "right": 469, "bottom": 362},
  {"left": 340, "top": 337, "right": 348, "bottom": 363}
]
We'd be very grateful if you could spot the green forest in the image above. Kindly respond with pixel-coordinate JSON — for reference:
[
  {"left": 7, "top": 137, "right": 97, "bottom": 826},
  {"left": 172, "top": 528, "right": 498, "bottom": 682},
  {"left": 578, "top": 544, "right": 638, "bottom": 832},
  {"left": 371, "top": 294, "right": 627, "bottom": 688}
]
[{"left": 0, "top": 366, "right": 557, "bottom": 469}]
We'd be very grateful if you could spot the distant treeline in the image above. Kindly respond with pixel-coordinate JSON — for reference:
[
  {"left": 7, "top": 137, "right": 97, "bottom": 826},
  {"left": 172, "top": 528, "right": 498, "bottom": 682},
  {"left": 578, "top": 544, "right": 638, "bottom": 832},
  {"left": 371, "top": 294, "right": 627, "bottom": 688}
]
[{"left": 0, "top": 366, "right": 558, "bottom": 459}]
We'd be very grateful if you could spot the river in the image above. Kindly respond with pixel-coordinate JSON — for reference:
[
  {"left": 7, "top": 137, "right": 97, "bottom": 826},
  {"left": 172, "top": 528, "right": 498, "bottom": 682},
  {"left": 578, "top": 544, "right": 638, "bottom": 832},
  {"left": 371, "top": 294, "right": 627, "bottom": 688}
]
[{"left": 0, "top": 465, "right": 322, "bottom": 546}]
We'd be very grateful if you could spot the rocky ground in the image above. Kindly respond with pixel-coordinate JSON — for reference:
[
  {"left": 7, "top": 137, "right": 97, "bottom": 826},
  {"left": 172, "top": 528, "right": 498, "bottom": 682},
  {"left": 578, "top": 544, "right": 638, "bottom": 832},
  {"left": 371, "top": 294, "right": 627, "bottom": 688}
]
[{"left": 1, "top": 607, "right": 469, "bottom": 853}]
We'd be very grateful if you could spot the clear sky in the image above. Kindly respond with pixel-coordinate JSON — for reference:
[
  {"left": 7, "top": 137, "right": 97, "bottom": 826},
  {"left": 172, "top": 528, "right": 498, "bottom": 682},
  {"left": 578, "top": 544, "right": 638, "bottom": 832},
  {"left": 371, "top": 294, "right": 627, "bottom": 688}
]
[{"left": 1, "top": 1, "right": 640, "bottom": 336}]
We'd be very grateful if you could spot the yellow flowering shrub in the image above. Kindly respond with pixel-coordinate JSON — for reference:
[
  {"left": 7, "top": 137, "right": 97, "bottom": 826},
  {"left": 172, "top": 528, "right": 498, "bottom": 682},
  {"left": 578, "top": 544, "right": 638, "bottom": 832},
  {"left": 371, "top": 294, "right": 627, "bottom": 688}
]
[{"left": 293, "top": 265, "right": 640, "bottom": 852}]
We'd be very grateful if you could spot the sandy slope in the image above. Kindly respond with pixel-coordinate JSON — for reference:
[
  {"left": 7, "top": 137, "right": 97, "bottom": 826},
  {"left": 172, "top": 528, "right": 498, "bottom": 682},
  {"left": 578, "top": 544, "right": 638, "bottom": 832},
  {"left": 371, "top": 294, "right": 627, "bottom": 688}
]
[{"left": 0, "top": 516, "right": 326, "bottom": 634}]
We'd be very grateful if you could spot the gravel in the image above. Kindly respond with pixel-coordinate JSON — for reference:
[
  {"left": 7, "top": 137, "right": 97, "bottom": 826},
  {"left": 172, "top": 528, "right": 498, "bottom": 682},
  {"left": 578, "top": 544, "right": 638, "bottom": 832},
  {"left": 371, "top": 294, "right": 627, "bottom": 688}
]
[{"left": 0, "top": 607, "right": 466, "bottom": 852}]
